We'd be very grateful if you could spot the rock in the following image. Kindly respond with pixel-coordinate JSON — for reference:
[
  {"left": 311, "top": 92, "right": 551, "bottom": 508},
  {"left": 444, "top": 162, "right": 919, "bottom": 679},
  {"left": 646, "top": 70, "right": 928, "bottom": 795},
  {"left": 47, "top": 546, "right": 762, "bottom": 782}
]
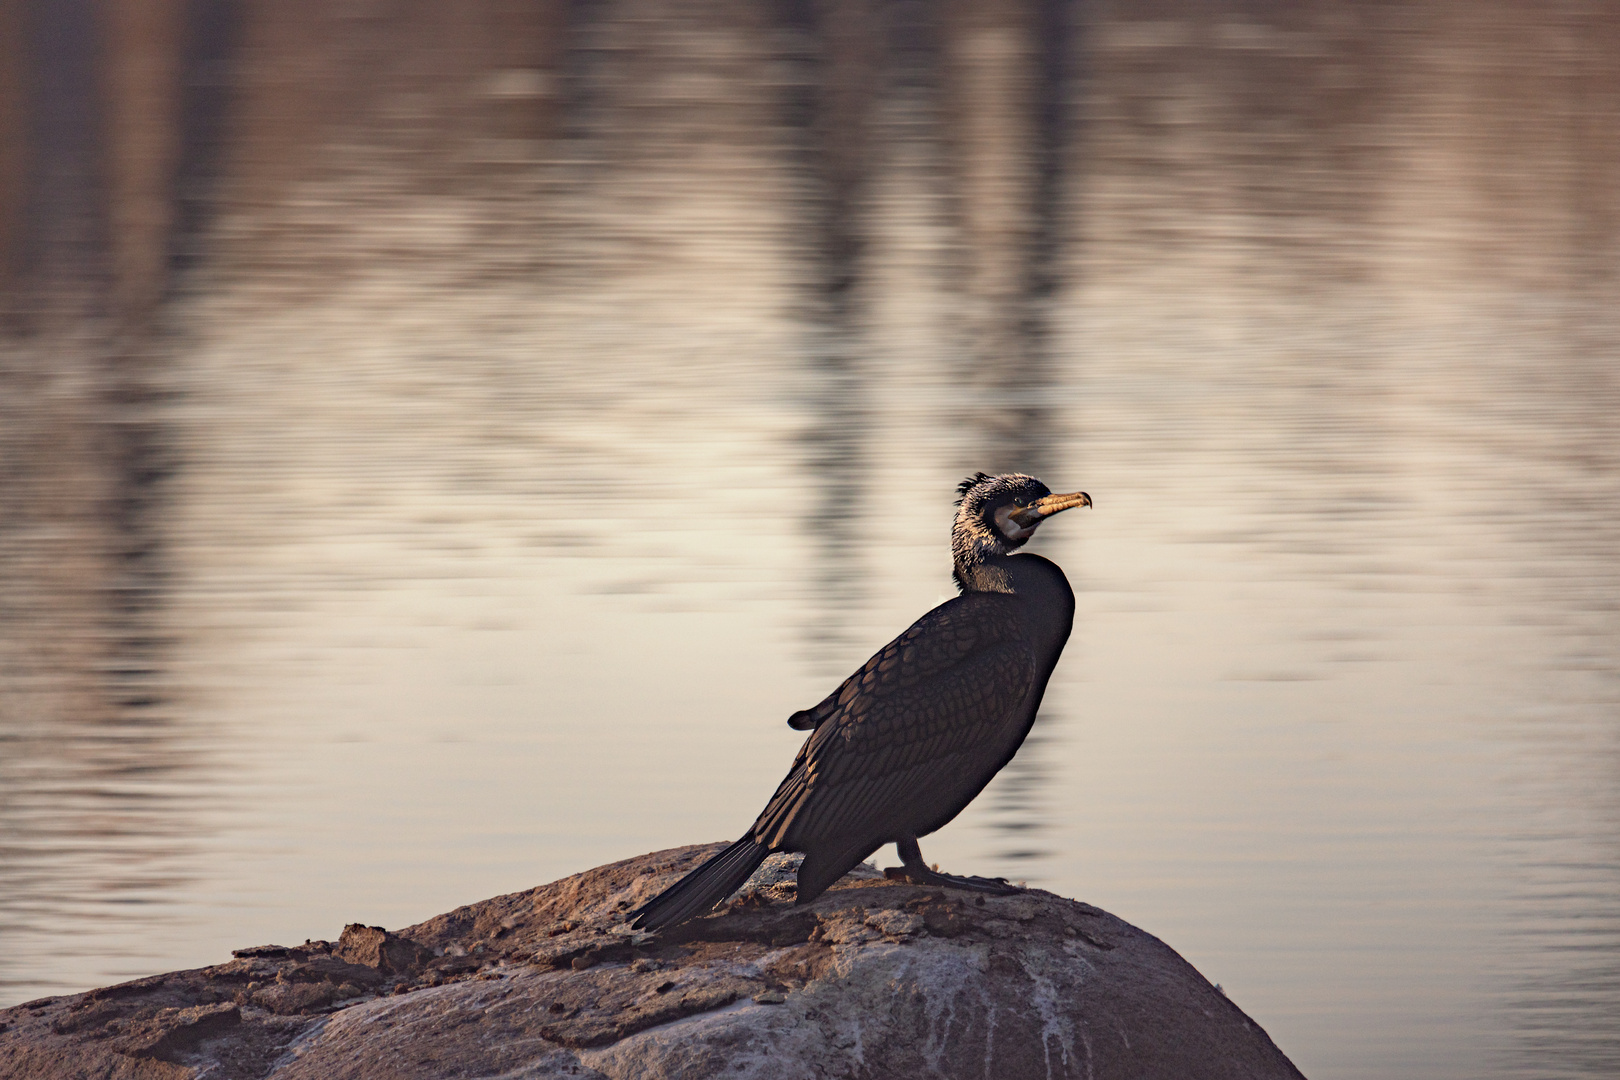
[
  {"left": 116, "top": 1003, "right": 242, "bottom": 1062},
  {"left": 0, "top": 844, "right": 1306, "bottom": 1080},
  {"left": 332, "top": 925, "right": 431, "bottom": 975}
]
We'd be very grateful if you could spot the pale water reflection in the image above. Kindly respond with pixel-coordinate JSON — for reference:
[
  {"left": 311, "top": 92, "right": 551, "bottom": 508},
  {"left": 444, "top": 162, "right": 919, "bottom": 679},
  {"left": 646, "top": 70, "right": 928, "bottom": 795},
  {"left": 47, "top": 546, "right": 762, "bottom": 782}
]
[{"left": 1, "top": 5, "right": 1618, "bottom": 1080}]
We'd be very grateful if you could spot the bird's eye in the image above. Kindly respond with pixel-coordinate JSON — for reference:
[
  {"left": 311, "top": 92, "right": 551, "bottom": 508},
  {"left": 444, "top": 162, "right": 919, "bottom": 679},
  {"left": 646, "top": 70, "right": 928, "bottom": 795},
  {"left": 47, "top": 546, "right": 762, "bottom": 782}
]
[{"left": 1013, "top": 496, "right": 1027, "bottom": 507}]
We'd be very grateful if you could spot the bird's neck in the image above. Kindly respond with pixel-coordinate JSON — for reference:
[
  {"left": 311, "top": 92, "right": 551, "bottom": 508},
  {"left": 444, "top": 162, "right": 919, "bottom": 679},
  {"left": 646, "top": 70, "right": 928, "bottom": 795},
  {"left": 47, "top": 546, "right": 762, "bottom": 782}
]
[
  {"left": 952, "top": 523, "right": 1021, "bottom": 594},
  {"left": 958, "top": 552, "right": 1076, "bottom": 668},
  {"left": 956, "top": 551, "right": 1069, "bottom": 598},
  {"left": 954, "top": 553, "right": 1018, "bottom": 595}
]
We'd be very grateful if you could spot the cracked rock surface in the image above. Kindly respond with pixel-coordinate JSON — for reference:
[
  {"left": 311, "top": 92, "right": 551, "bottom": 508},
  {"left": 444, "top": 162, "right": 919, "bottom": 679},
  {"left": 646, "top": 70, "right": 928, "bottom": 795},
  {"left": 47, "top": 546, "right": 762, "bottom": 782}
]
[{"left": 0, "top": 844, "right": 1306, "bottom": 1079}]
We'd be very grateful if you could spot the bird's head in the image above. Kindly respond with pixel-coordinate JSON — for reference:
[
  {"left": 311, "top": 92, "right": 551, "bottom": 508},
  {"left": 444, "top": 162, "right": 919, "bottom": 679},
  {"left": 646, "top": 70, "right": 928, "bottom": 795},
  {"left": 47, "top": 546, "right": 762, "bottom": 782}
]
[{"left": 952, "top": 472, "right": 1091, "bottom": 577}]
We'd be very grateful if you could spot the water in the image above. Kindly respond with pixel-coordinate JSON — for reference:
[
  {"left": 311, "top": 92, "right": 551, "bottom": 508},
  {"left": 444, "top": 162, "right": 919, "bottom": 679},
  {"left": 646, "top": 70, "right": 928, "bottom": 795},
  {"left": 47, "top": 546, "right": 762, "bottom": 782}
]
[{"left": 2, "top": 4, "right": 1618, "bottom": 1078}]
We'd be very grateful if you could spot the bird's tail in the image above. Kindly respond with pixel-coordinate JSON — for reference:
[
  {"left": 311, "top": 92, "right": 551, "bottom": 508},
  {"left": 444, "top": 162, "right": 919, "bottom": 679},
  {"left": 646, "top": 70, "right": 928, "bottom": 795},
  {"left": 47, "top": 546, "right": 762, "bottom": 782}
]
[{"left": 629, "top": 836, "right": 769, "bottom": 931}]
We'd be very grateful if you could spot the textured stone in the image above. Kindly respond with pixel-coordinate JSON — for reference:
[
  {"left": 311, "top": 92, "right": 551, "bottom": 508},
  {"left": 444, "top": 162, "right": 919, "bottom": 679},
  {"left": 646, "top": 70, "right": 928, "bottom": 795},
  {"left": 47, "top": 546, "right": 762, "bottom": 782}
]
[
  {"left": 332, "top": 925, "right": 431, "bottom": 975},
  {"left": 0, "top": 844, "right": 1306, "bottom": 1080}
]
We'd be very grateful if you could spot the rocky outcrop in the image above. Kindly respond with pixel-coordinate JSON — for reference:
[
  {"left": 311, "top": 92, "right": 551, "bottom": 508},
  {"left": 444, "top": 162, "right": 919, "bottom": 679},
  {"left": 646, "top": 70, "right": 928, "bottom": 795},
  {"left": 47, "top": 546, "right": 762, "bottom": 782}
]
[{"left": 0, "top": 845, "right": 1305, "bottom": 1079}]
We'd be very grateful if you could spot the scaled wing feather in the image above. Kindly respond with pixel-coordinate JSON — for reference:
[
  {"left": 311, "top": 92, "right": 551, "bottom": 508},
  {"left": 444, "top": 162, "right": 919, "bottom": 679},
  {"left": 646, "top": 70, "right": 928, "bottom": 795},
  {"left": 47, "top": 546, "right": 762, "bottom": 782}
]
[{"left": 753, "top": 593, "right": 1036, "bottom": 850}]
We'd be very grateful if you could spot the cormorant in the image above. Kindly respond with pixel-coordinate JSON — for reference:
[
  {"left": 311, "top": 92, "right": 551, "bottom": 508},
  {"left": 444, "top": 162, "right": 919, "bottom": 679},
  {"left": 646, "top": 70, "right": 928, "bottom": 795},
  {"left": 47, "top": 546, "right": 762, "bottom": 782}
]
[{"left": 629, "top": 472, "right": 1090, "bottom": 930}]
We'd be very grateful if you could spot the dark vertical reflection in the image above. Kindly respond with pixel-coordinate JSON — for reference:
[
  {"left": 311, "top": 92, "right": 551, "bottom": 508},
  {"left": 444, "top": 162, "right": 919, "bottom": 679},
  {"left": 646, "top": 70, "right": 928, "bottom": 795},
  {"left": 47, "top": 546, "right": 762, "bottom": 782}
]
[
  {"left": 0, "top": 0, "right": 30, "bottom": 322},
  {"left": 555, "top": 0, "right": 609, "bottom": 142},
  {"left": 21, "top": 0, "right": 107, "bottom": 320},
  {"left": 171, "top": 0, "right": 240, "bottom": 280},
  {"left": 775, "top": 0, "right": 880, "bottom": 666},
  {"left": 931, "top": 0, "right": 1079, "bottom": 869},
  {"left": 937, "top": 0, "right": 1067, "bottom": 476},
  {"left": 0, "top": 0, "right": 233, "bottom": 1000}
]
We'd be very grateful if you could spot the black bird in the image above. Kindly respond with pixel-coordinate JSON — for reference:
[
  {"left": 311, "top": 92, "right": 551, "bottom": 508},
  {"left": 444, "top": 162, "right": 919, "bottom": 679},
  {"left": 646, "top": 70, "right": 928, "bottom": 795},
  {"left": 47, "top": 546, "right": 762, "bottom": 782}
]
[{"left": 629, "top": 472, "right": 1090, "bottom": 930}]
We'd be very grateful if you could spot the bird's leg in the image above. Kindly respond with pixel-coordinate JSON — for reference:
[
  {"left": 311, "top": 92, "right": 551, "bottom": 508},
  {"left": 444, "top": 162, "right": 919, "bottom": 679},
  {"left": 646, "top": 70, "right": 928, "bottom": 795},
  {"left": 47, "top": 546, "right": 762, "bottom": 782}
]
[{"left": 884, "top": 836, "right": 1022, "bottom": 894}]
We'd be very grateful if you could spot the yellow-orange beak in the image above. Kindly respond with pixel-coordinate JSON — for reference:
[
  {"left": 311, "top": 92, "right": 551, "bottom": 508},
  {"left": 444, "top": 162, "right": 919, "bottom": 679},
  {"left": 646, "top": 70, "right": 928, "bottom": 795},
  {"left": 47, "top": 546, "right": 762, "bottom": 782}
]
[{"left": 1009, "top": 490, "right": 1091, "bottom": 529}]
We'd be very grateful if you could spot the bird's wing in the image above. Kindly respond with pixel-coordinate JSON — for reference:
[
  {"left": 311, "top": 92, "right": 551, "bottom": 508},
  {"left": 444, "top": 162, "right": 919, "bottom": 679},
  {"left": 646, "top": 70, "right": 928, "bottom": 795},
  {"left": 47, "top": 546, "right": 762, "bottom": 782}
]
[
  {"left": 753, "top": 593, "right": 1035, "bottom": 848},
  {"left": 787, "top": 593, "right": 1016, "bottom": 730}
]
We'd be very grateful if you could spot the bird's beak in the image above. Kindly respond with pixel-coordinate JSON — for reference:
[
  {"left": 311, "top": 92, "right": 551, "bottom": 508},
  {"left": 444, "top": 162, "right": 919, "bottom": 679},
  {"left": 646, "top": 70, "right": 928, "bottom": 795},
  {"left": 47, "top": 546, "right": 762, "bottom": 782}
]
[{"left": 1010, "top": 490, "right": 1091, "bottom": 528}]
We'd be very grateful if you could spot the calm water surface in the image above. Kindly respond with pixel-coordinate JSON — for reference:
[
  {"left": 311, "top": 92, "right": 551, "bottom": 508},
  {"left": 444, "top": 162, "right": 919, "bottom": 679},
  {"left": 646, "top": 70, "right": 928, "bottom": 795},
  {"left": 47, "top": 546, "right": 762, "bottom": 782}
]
[{"left": 2, "top": 5, "right": 1618, "bottom": 1080}]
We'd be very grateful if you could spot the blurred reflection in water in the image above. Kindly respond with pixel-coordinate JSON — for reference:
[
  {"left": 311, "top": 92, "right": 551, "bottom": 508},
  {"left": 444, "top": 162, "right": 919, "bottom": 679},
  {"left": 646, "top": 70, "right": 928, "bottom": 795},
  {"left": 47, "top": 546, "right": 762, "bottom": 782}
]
[
  {"left": 0, "top": 0, "right": 225, "bottom": 1005},
  {"left": 2, "top": 4, "right": 1618, "bottom": 1080},
  {"left": 773, "top": 0, "right": 873, "bottom": 666}
]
